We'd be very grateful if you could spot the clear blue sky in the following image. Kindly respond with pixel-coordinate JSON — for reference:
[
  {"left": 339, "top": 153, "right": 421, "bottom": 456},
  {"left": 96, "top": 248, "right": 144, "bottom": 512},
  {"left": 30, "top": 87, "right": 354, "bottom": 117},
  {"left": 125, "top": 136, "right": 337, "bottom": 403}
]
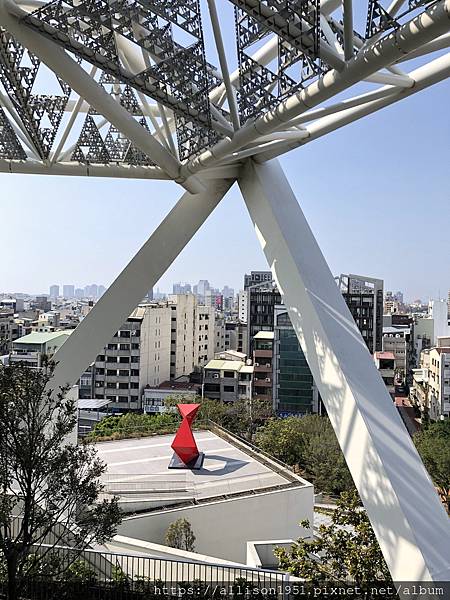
[{"left": 0, "top": 3, "right": 449, "bottom": 302}]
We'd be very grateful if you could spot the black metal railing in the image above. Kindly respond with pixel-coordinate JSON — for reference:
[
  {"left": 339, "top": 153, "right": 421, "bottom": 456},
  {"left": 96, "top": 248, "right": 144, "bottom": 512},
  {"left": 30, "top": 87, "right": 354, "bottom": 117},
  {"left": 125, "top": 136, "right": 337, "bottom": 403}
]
[{"left": 0, "top": 544, "right": 292, "bottom": 599}]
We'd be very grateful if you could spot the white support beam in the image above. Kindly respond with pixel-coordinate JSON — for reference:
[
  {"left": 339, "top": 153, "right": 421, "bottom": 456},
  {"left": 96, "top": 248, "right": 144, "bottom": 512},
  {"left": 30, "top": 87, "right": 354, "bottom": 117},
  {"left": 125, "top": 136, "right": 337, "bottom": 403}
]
[
  {"left": 0, "top": 0, "right": 205, "bottom": 194},
  {"left": 395, "top": 31, "right": 450, "bottom": 61},
  {"left": 0, "top": 159, "right": 170, "bottom": 179},
  {"left": 256, "top": 51, "right": 450, "bottom": 161},
  {"left": 283, "top": 86, "right": 399, "bottom": 127},
  {"left": 207, "top": 0, "right": 240, "bottom": 131},
  {"left": 182, "top": 0, "right": 450, "bottom": 178},
  {"left": 342, "top": 0, "right": 354, "bottom": 61},
  {"left": 49, "top": 177, "right": 234, "bottom": 393},
  {"left": 238, "top": 158, "right": 450, "bottom": 582}
]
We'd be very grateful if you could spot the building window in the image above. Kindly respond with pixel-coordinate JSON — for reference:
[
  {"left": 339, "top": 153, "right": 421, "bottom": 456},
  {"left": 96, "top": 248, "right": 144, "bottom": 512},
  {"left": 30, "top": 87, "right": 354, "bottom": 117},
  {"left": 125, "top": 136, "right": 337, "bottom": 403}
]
[{"left": 224, "top": 385, "right": 235, "bottom": 392}]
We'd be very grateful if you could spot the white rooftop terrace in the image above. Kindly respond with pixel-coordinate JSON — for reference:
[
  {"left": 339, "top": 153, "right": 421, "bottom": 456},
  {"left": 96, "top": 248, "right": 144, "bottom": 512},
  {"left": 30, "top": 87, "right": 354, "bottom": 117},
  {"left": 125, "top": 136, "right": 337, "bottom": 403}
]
[{"left": 94, "top": 430, "right": 301, "bottom": 503}]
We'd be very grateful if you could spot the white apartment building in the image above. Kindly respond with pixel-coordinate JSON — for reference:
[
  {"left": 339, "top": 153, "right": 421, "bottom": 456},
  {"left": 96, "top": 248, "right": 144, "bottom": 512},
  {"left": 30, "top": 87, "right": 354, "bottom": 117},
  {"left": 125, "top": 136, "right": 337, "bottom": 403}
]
[
  {"left": 428, "top": 341, "right": 450, "bottom": 420},
  {"left": 414, "top": 299, "right": 450, "bottom": 355},
  {"left": 411, "top": 350, "right": 430, "bottom": 416}
]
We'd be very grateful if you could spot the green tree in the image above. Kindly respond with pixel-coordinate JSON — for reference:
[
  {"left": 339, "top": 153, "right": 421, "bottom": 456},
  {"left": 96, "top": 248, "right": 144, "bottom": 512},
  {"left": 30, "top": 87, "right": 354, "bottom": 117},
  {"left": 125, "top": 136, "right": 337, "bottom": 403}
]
[
  {"left": 165, "top": 518, "right": 196, "bottom": 552},
  {"left": 414, "top": 419, "right": 450, "bottom": 512},
  {"left": 164, "top": 395, "right": 273, "bottom": 441},
  {"left": 302, "top": 431, "right": 355, "bottom": 496},
  {"left": 254, "top": 415, "right": 355, "bottom": 495},
  {"left": 253, "top": 416, "right": 309, "bottom": 466},
  {"left": 88, "top": 410, "right": 179, "bottom": 440},
  {"left": 275, "top": 491, "right": 391, "bottom": 584},
  {"left": 0, "top": 359, "right": 122, "bottom": 600}
]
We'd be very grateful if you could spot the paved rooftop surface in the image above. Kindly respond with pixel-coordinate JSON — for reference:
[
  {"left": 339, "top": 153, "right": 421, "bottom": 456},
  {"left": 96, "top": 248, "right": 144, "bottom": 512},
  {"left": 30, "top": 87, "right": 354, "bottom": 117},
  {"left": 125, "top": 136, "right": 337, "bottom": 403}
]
[{"left": 95, "top": 431, "right": 290, "bottom": 500}]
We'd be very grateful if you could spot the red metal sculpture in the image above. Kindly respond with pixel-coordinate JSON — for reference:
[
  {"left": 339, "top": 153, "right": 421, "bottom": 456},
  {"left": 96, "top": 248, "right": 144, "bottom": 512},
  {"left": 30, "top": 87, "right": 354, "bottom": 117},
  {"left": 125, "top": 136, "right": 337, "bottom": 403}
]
[{"left": 169, "top": 403, "right": 204, "bottom": 469}]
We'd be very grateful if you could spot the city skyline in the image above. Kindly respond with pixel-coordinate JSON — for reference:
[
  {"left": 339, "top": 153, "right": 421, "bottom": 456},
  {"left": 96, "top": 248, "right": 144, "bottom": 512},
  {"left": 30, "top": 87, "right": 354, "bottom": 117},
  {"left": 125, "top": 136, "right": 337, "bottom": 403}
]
[
  {"left": 0, "top": 267, "right": 448, "bottom": 304},
  {"left": 0, "top": 273, "right": 447, "bottom": 305},
  {"left": 1, "top": 76, "right": 448, "bottom": 302}
]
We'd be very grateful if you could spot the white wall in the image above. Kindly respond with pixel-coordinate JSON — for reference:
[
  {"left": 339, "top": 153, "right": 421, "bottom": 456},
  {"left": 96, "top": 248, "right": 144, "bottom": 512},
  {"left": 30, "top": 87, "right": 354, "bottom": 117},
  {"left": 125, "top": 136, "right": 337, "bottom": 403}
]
[
  {"left": 139, "top": 306, "right": 171, "bottom": 389},
  {"left": 238, "top": 291, "right": 247, "bottom": 324},
  {"left": 429, "top": 299, "right": 450, "bottom": 343},
  {"left": 118, "top": 485, "right": 313, "bottom": 564}
]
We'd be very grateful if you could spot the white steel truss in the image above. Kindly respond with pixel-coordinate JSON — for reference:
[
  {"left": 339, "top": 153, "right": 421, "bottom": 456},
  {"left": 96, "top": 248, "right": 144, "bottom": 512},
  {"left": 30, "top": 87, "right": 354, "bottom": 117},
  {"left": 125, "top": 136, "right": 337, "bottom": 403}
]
[{"left": 1, "top": 0, "right": 449, "bottom": 584}]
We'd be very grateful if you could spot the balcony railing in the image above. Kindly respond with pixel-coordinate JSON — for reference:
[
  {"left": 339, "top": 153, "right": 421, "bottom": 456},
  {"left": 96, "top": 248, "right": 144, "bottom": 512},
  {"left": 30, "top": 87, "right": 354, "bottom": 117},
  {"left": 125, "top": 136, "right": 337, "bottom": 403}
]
[{"left": 0, "top": 544, "right": 291, "bottom": 600}]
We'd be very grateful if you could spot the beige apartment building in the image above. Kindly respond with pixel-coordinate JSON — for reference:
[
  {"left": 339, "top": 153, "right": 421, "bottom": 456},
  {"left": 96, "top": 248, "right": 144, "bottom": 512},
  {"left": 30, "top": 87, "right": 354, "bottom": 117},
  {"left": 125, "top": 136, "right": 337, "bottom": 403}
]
[{"left": 94, "top": 294, "right": 216, "bottom": 411}]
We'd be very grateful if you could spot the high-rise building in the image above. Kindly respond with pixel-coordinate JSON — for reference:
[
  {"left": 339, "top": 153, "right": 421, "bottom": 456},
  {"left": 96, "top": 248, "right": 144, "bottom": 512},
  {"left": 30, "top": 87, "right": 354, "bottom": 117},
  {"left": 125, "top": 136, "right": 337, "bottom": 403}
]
[
  {"left": 195, "top": 280, "right": 210, "bottom": 303},
  {"left": 247, "top": 281, "right": 281, "bottom": 353},
  {"left": 84, "top": 284, "right": 99, "bottom": 299},
  {"left": 252, "top": 331, "right": 274, "bottom": 402},
  {"left": 33, "top": 295, "right": 52, "bottom": 312},
  {"left": 222, "top": 286, "right": 234, "bottom": 299},
  {"left": 94, "top": 313, "right": 151, "bottom": 412},
  {"left": 63, "top": 285, "right": 75, "bottom": 299},
  {"left": 244, "top": 271, "right": 272, "bottom": 290},
  {"left": 173, "top": 282, "right": 192, "bottom": 294},
  {"left": 337, "top": 274, "right": 384, "bottom": 354},
  {"left": 49, "top": 285, "right": 59, "bottom": 299},
  {"left": 273, "top": 305, "right": 318, "bottom": 416},
  {"left": 75, "top": 288, "right": 84, "bottom": 299}
]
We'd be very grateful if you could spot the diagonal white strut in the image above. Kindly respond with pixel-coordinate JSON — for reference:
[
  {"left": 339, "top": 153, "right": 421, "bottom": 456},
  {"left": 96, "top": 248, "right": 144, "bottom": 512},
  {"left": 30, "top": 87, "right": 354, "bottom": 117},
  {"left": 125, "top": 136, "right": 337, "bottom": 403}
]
[
  {"left": 238, "top": 158, "right": 450, "bottom": 582},
  {"left": 49, "top": 177, "right": 234, "bottom": 395}
]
